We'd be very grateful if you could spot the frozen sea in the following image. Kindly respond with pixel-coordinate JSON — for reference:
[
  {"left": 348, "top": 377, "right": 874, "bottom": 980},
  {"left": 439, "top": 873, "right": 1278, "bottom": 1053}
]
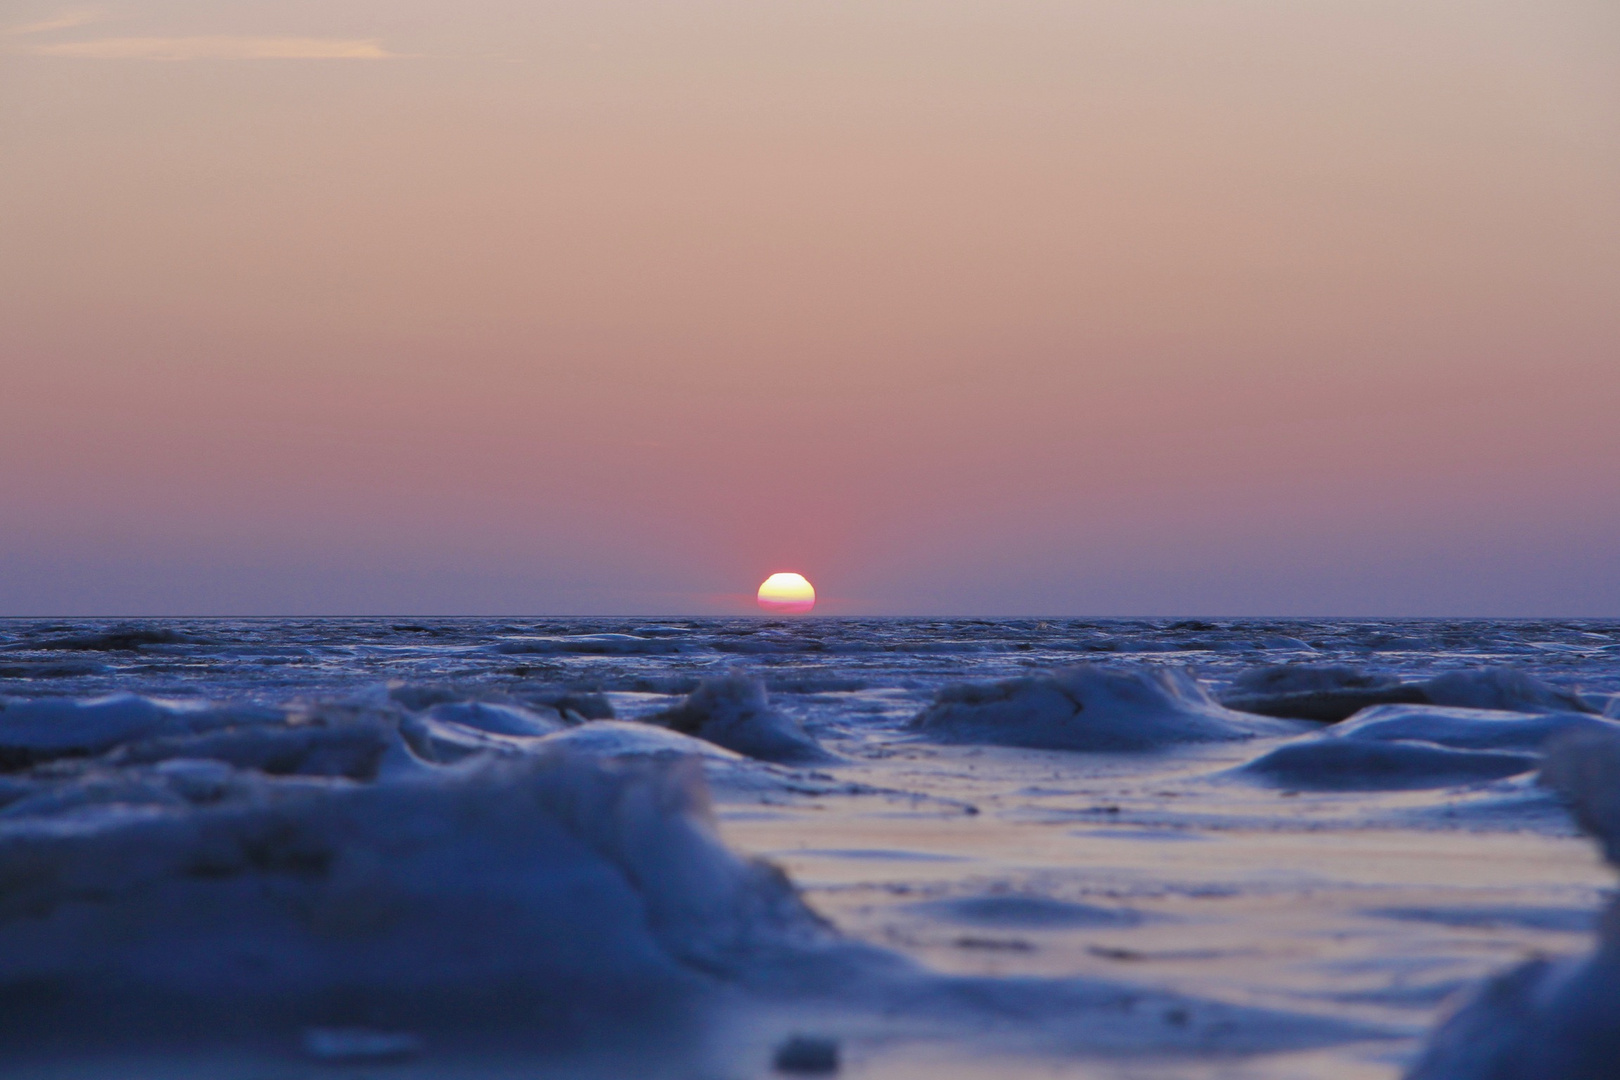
[{"left": 3, "top": 617, "right": 1619, "bottom": 1079}]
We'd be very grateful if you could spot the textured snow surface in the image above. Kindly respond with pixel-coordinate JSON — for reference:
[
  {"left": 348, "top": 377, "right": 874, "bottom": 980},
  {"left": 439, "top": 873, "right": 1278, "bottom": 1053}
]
[{"left": 2, "top": 617, "right": 1619, "bottom": 1078}]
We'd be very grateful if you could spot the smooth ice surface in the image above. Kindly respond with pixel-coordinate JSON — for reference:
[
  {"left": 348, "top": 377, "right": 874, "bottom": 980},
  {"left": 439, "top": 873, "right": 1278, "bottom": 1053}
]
[{"left": 1, "top": 617, "right": 1618, "bottom": 1079}]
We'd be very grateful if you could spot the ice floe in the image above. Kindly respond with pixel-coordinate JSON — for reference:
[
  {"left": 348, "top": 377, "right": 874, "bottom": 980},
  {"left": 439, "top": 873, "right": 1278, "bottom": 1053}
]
[{"left": 911, "top": 665, "right": 1307, "bottom": 751}]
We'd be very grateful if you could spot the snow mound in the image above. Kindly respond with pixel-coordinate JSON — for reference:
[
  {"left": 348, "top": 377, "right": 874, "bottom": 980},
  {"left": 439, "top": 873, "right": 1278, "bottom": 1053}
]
[
  {"left": 912, "top": 665, "right": 1306, "bottom": 751},
  {"left": 0, "top": 693, "right": 283, "bottom": 768},
  {"left": 647, "top": 678, "right": 830, "bottom": 764},
  {"left": 1405, "top": 731, "right": 1620, "bottom": 1079}
]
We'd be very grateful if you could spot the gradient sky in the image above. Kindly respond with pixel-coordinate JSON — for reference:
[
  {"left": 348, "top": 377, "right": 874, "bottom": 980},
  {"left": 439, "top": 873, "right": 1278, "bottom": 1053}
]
[{"left": 3, "top": 1, "right": 1618, "bottom": 616}]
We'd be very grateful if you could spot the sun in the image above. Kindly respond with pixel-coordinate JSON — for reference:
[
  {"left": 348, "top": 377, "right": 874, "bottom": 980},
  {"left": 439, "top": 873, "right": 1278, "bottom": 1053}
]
[{"left": 757, "top": 572, "right": 816, "bottom": 614}]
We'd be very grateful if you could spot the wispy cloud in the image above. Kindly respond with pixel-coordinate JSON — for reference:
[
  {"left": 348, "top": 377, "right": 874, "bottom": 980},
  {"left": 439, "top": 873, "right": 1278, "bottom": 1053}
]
[
  {"left": 26, "top": 35, "right": 399, "bottom": 60},
  {"left": 6, "top": 10, "right": 103, "bottom": 35}
]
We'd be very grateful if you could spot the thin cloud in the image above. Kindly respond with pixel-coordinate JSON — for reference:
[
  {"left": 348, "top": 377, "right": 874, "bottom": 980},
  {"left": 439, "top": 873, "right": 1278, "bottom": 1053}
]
[
  {"left": 27, "top": 35, "right": 400, "bottom": 60},
  {"left": 7, "top": 10, "right": 103, "bottom": 35}
]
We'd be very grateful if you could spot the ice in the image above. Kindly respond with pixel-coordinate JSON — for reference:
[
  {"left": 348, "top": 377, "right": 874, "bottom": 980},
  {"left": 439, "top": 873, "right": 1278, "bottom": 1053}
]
[
  {"left": 907, "top": 895, "right": 1150, "bottom": 929},
  {"left": 2, "top": 618, "right": 1618, "bottom": 1076},
  {"left": 1405, "top": 730, "right": 1620, "bottom": 1078},
  {"left": 0, "top": 693, "right": 282, "bottom": 767},
  {"left": 1219, "top": 665, "right": 1595, "bottom": 724},
  {"left": 1237, "top": 738, "right": 1540, "bottom": 790},
  {"left": 0, "top": 727, "right": 1370, "bottom": 1068},
  {"left": 1228, "top": 665, "right": 1401, "bottom": 696},
  {"left": 0, "top": 750, "right": 853, "bottom": 1046},
  {"left": 1421, "top": 668, "right": 1595, "bottom": 714},
  {"left": 1330, "top": 704, "right": 1619, "bottom": 751},
  {"left": 1220, "top": 664, "right": 1427, "bottom": 722},
  {"left": 1234, "top": 705, "right": 1620, "bottom": 791},
  {"left": 108, "top": 711, "right": 396, "bottom": 779},
  {"left": 421, "top": 700, "right": 566, "bottom": 736},
  {"left": 911, "top": 665, "right": 1307, "bottom": 751},
  {"left": 647, "top": 677, "right": 831, "bottom": 763},
  {"left": 491, "top": 633, "right": 684, "bottom": 655}
]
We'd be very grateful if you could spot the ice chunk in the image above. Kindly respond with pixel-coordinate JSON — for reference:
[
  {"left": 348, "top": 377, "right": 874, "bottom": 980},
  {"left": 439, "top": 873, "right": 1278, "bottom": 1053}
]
[
  {"left": 1236, "top": 704, "right": 1619, "bottom": 792},
  {"left": 1405, "top": 730, "right": 1620, "bottom": 1078},
  {"left": 0, "top": 750, "right": 850, "bottom": 1044},
  {"left": 1330, "top": 705, "right": 1618, "bottom": 751},
  {"left": 1421, "top": 667, "right": 1594, "bottom": 714},
  {"left": 911, "top": 665, "right": 1306, "bottom": 751},
  {"left": 647, "top": 677, "right": 831, "bottom": 764}
]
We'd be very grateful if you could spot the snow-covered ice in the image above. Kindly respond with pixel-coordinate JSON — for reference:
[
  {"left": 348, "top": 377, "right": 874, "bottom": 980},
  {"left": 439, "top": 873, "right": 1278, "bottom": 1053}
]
[{"left": 1, "top": 616, "right": 1617, "bottom": 1078}]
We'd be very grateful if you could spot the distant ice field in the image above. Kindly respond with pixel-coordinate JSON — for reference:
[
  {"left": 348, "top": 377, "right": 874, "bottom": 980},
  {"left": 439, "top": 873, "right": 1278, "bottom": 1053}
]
[{"left": 2, "top": 617, "right": 1618, "bottom": 1080}]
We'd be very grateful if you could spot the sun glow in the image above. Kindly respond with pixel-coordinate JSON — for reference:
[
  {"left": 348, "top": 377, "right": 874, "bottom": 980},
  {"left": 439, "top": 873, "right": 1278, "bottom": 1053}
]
[{"left": 756, "top": 573, "right": 815, "bottom": 614}]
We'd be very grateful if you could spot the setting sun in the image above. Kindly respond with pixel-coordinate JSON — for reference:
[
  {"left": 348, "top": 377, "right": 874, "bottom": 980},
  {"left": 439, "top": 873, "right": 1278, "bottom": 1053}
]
[{"left": 756, "top": 573, "right": 816, "bottom": 614}]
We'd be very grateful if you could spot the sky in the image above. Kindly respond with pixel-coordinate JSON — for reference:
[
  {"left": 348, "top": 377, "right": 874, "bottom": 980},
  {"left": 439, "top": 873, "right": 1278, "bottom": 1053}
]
[{"left": 2, "top": 0, "right": 1618, "bottom": 616}]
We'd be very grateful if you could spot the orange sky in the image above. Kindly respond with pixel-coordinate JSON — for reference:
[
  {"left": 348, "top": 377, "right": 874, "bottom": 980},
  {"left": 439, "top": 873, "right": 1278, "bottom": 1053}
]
[{"left": 2, "top": 1, "right": 1618, "bottom": 614}]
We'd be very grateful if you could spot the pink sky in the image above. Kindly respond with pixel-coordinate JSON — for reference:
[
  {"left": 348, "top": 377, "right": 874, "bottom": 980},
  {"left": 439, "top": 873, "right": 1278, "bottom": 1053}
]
[{"left": 2, "top": 1, "right": 1618, "bottom": 615}]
